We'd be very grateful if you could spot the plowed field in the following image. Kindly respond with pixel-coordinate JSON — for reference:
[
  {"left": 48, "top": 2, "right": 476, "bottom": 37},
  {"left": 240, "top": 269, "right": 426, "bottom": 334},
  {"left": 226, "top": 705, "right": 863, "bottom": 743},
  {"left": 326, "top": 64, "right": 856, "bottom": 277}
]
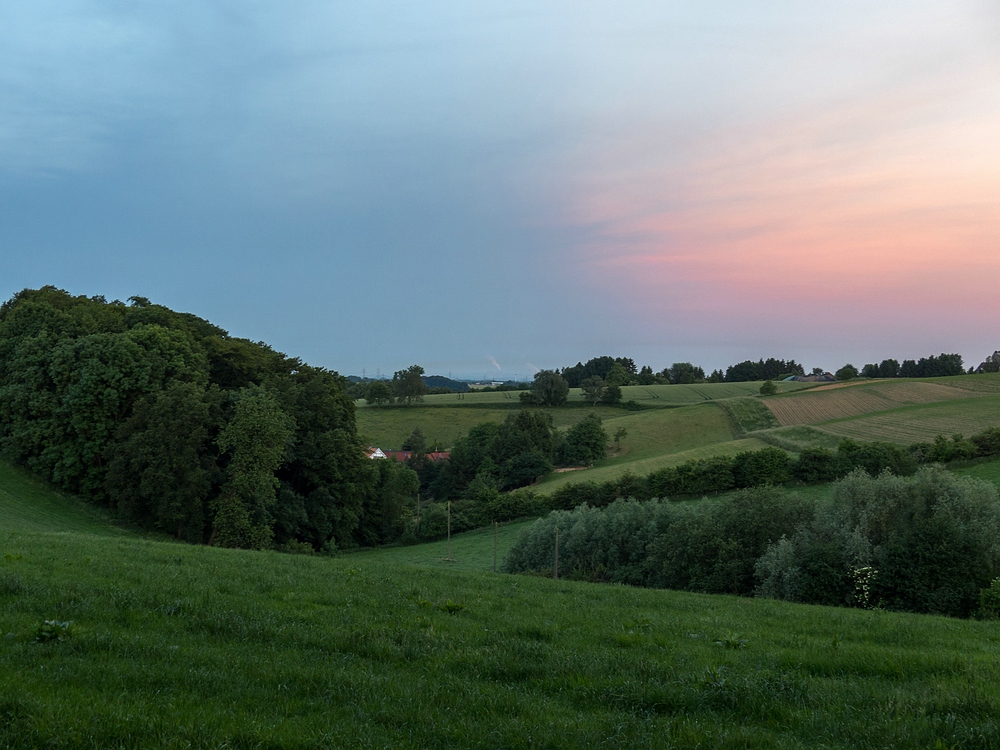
[
  {"left": 818, "top": 395, "right": 1000, "bottom": 444},
  {"left": 763, "top": 381, "right": 976, "bottom": 426}
]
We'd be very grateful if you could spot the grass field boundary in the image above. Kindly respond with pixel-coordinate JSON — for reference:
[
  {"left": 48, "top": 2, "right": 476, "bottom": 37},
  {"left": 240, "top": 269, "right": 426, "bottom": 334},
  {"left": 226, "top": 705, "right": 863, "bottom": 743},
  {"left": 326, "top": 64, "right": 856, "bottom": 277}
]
[{"left": 716, "top": 398, "right": 781, "bottom": 437}]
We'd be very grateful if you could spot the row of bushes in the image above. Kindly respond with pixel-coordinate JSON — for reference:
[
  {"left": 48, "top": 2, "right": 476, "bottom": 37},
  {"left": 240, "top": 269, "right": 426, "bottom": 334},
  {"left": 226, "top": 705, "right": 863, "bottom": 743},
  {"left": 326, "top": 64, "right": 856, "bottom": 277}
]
[
  {"left": 503, "top": 468, "right": 1000, "bottom": 619},
  {"left": 547, "top": 428, "right": 1000, "bottom": 511},
  {"left": 408, "top": 428, "right": 1000, "bottom": 544},
  {"left": 401, "top": 489, "right": 546, "bottom": 543}
]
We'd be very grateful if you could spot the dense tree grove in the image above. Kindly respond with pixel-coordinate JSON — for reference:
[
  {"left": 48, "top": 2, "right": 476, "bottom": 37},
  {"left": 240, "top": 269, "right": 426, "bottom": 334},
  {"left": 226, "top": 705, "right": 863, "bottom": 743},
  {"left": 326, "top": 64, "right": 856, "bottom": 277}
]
[
  {"left": 0, "top": 287, "right": 417, "bottom": 550},
  {"left": 504, "top": 468, "right": 1000, "bottom": 619},
  {"left": 560, "top": 357, "right": 637, "bottom": 388},
  {"left": 417, "top": 410, "right": 607, "bottom": 502},
  {"left": 724, "top": 358, "right": 805, "bottom": 382},
  {"left": 553, "top": 352, "right": 980, "bottom": 388},
  {"left": 860, "top": 353, "right": 965, "bottom": 379},
  {"left": 520, "top": 370, "right": 569, "bottom": 406}
]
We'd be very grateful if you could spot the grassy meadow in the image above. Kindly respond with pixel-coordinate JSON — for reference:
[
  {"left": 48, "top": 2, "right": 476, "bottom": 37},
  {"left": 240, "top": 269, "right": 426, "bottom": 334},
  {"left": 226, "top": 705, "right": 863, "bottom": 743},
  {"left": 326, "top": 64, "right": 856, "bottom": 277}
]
[
  {"left": 5, "top": 478, "right": 1000, "bottom": 748},
  {"left": 351, "top": 519, "right": 535, "bottom": 573}
]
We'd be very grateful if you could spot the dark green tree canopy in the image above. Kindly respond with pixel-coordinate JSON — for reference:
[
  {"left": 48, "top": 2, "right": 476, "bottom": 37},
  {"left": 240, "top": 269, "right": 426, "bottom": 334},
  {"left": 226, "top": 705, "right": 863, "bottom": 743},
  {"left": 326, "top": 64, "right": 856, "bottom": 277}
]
[
  {"left": 525, "top": 369, "right": 569, "bottom": 406},
  {"left": 0, "top": 287, "right": 414, "bottom": 552},
  {"left": 392, "top": 365, "right": 429, "bottom": 405}
]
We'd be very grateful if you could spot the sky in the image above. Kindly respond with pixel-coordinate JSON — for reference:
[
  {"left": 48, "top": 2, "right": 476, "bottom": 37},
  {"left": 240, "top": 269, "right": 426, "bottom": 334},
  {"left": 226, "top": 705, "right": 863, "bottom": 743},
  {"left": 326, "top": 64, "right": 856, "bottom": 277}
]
[{"left": 2, "top": 1, "right": 998, "bottom": 379}]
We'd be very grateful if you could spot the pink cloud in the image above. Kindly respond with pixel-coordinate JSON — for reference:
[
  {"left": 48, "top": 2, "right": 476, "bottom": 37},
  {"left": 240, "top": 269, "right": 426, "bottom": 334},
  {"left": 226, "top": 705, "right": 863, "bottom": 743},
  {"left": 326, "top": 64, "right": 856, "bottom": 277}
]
[{"left": 558, "top": 60, "right": 1000, "bottom": 336}]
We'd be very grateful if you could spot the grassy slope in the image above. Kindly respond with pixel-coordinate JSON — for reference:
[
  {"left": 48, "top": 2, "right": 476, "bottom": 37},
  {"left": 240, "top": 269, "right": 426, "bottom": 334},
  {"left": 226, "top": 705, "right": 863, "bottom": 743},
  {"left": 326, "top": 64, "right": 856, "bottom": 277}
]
[
  {"left": 357, "top": 404, "right": 629, "bottom": 451},
  {"left": 0, "top": 459, "right": 123, "bottom": 537},
  {"left": 6, "top": 526, "right": 1000, "bottom": 748},
  {"left": 5, "top": 438, "right": 1000, "bottom": 746},
  {"left": 351, "top": 520, "right": 535, "bottom": 573},
  {"left": 953, "top": 457, "right": 1000, "bottom": 488}
]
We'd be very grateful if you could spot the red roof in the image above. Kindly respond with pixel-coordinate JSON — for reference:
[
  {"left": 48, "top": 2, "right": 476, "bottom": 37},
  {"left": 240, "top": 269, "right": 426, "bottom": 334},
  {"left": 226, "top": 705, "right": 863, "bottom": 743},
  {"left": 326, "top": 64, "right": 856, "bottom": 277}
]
[{"left": 383, "top": 451, "right": 450, "bottom": 462}]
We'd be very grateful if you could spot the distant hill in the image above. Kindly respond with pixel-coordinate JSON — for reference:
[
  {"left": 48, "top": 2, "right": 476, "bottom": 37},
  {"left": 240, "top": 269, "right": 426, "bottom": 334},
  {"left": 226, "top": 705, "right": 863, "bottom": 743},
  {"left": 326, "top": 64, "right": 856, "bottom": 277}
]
[
  {"left": 347, "top": 374, "right": 471, "bottom": 392},
  {"left": 423, "top": 375, "right": 470, "bottom": 392}
]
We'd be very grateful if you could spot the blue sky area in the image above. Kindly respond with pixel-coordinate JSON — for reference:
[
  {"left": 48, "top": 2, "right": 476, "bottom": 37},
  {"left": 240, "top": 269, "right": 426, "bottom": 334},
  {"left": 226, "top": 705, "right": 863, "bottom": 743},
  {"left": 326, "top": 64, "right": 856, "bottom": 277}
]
[{"left": 2, "top": 2, "right": 998, "bottom": 379}]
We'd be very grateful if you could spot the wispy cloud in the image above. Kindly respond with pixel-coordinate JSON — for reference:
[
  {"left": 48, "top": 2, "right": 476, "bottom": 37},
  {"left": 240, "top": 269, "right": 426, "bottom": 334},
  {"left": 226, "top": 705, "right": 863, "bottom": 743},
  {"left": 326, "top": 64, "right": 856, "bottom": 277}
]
[{"left": 555, "top": 5, "right": 1000, "bottom": 340}]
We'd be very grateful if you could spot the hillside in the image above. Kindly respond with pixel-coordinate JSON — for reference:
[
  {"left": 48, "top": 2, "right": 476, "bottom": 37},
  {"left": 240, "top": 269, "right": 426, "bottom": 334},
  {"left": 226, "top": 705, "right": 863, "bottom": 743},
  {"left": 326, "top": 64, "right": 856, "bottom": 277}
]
[
  {"left": 0, "top": 459, "right": 124, "bottom": 537},
  {"left": 356, "top": 373, "right": 1000, "bottom": 496},
  {"left": 4, "top": 517, "right": 1000, "bottom": 747}
]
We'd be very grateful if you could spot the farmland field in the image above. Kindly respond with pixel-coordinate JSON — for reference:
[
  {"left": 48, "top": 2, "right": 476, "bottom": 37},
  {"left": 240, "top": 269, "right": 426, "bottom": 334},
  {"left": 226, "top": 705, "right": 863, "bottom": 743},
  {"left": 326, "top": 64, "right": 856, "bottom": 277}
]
[
  {"left": 939, "top": 373, "right": 1000, "bottom": 394},
  {"left": 819, "top": 394, "right": 1000, "bottom": 444},
  {"left": 534, "top": 436, "right": 773, "bottom": 493},
  {"left": 356, "top": 405, "right": 628, "bottom": 450},
  {"left": 763, "top": 380, "right": 978, "bottom": 426},
  {"left": 357, "top": 379, "right": 816, "bottom": 411},
  {"left": 356, "top": 375, "right": 1000, "bottom": 501}
]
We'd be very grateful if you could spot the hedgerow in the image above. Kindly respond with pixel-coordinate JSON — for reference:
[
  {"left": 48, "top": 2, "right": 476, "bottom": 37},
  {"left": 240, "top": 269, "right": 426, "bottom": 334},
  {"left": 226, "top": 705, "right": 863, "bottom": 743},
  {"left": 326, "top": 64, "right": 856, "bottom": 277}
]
[{"left": 505, "top": 467, "right": 1000, "bottom": 618}]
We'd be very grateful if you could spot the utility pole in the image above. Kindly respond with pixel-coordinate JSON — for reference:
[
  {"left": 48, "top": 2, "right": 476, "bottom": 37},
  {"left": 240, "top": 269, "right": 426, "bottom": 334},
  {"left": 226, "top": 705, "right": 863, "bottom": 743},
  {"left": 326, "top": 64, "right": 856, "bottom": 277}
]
[{"left": 553, "top": 526, "right": 559, "bottom": 579}]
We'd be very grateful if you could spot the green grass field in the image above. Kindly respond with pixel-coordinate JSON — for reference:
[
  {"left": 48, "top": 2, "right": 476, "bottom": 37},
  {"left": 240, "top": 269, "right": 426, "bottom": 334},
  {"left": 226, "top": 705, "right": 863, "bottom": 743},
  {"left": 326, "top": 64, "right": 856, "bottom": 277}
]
[
  {"left": 4, "top": 490, "right": 1000, "bottom": 747},
  {"left": 952, "top": 457, "right": 1000, "bottom": 488},
  {"left": 0, "top": 459, "right": 124, "bottom": 537},
  {"left": 356, "top": 404, "right": 629, "bottom": 450},
  {"left": 351, "top": 520, "right": 535, "bottom": 573},
  {"left": 753, "top": 425, "right": 846, "bottom": 453},
  {"left": 355, "top": 380, "right": 816, "bottom": 411}
]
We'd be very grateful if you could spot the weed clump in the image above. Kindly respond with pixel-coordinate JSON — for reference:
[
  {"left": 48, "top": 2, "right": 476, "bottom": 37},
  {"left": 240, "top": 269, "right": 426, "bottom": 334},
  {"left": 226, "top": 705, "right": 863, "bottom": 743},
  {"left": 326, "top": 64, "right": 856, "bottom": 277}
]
[{"left": 34, "top": 620, "right": 73, "bottom": 643}]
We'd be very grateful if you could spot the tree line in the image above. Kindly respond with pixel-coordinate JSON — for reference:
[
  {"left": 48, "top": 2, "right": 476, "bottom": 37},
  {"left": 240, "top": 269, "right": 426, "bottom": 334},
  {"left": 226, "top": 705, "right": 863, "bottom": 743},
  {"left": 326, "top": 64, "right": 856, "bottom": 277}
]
[
  {"left": 0, "top": 287, "right": 418, "bottom": 551},
  {"left": 357, "top": 349, "right": 990, "bottom": 410},
  {"left": 544, "top": 428, "right": 1000, "bottom": 511},
  {"left": 529, "top": 351, "right": 986, "bottom": 389},
  {"left": 504, "top": 467, "right": 1000, "bottom": 619}
]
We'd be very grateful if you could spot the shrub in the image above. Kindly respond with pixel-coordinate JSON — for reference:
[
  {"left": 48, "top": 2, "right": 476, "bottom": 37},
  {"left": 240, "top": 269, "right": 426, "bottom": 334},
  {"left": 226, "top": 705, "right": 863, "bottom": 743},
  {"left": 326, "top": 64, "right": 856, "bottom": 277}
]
[
  {"left": 648, "top": 486, "right": 811, "bottom": 595},
  {"left": 416, "top": 500, "right": 479, "bottom": 539},
  {"left": 502, "top": 499, "right": 674, "bottom": 585},
  {"left": 732, "top": 447, "right": 791, "bottom": 488},
  {"left": 971, "top": 428, "right": 1000, "bottom": 458},
  {"left": 557, "top": 414, "right": 607, "bottom": 465},
  {"left": 837, "top": 438, "right": 916, "bottom": 477},
  {"left": 482, "top": 489, "right": 546, "bottom": 523},
  {"left": 792, "top": 447, "right": 840, "bottom": 483},
  {"left": 548, "top": 481, "right": 616, "bottom": 511},
  {"left": 756, "top": 468, "right": 1000, "bottom": 618},
  {"left": 759, "top": 380, "right": 777, "bottom": 396},
  {"left": 977, "top": 578, "right": 1000, "bottom": 619}
]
